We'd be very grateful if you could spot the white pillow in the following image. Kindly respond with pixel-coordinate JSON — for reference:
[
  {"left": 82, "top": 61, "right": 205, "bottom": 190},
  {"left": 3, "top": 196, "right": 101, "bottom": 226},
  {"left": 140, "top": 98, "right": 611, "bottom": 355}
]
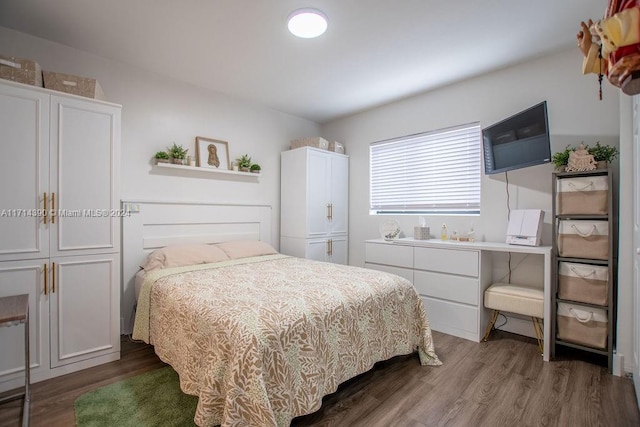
[
  {"left": 215, "top": 240, "right": 278, "bottom": 260},
  {"left": 140, "top": 244, "right": 230, "bottom": 272}
]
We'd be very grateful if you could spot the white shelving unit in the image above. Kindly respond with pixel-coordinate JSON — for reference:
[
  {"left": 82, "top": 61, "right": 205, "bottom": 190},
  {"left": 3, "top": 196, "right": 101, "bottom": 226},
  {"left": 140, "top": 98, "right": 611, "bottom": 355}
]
[{"left": 551, "top": 168, "right": 616, "bottom": 372}]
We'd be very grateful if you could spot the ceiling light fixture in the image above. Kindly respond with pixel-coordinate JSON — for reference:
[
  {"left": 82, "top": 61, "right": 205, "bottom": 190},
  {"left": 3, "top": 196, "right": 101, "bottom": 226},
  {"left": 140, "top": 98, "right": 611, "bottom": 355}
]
[{"left": 287, "top": 8, "right": 328, "bottom": 39}]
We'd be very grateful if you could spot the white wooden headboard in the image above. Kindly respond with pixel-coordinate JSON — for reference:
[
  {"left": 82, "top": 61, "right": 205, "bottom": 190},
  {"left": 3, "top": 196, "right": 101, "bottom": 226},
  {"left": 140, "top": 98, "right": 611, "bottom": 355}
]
[{"left": 121, "top": 200, "right": 272, "bottom": 334}]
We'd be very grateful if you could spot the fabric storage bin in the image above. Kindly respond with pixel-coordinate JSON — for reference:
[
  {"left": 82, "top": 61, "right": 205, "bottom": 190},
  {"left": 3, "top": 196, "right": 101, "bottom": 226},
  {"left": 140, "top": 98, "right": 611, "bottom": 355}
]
[
  {"left": 290, "top": 137, "right": 329, "bottom": 150},
  {"left": 558, "top": 262, "right": 608, "bottom": 305},
  {"left": 556, "top": 175, "right": 608, "bottom": 215},
  {"left": 0, "top": 54, "right": 43, "bottom": 86},
  {"left": 43, "top": 71, "right": 106, "bottom": 100},
  {"left": 557, "top": 220, "right": 608, "bottom": 260},
  {"left": 556, "top": 302, "right": 607, "bottom": 349},
  {"left": 329, "top": 141, "right": 345, "bottom": 154}
]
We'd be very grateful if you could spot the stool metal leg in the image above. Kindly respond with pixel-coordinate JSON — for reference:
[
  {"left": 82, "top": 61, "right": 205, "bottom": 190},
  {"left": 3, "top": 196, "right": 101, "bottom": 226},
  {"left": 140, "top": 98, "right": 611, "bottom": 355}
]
[
  {"left": 23, "top": 303, "right": 30, "bottom": 427},
  {"left": 482, "top": 310, "right": 500, "bottom": 342},
  {"left": 531, "top": 317, "right": 544, "bottom": 356}
]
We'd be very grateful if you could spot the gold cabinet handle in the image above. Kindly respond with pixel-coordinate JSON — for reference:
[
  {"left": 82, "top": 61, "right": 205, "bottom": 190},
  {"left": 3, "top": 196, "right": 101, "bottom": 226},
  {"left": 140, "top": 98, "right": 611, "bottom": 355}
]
[
  {"left": 43, "top": 192, "right": 48, "bottom": 225},
  {"left": 52, "top": 262, "right": 56, "bottom": 293},
  {"left": 43, "top": 263, "right": 48, "bottom": 295},
  {"left": 327, "top": 203, "right": 331, "bottom": 220},
  {"left": 51, "top": 193, "right": 56, "bottom": 224},
  {"left": 329, "top": 203, "right": 333, "bottom": 220}
]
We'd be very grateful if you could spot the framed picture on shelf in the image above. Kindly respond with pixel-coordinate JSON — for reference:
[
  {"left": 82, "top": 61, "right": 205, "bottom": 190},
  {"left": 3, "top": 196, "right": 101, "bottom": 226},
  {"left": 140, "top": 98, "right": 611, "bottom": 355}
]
[{"left": 196, "top": 136, "right": 230, "bottom": 170}]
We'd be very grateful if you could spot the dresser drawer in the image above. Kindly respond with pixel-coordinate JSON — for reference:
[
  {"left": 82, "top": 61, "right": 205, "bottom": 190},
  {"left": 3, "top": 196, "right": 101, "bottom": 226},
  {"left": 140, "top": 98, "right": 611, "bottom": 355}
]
[
  {"left": 421, "top": 296, "right": 478, "bottom": 342},
  {"left": 364, "top": 242, "right": 413, "bottom": 268},
  {"left": 414, "top": 247, "right": 478, "bottom": 277},
  {"left": 414, "top": 270, "right": 478, "bottom": 305},
  {"left": 364, "top": 262, "right": 413, "bottom": 282}
]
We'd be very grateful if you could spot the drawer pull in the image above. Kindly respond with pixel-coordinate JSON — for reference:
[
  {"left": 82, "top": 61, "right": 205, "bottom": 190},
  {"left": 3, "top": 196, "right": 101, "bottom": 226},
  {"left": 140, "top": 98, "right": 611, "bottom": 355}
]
[
  {"left": 569, "top": 308, "right": 594, "bottom": 324},
  {"left": 567, "top": 181, "right": 593, "bottom": 191},
  {"left": 569, "top": 267, "right": 596, "bottom": 278},
  {"left": 570, "top": 224, "right": 597, "bottom": 237}
]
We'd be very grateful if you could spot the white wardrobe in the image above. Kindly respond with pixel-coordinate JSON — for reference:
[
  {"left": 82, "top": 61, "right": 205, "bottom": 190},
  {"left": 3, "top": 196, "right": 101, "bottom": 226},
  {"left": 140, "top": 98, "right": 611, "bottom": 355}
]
[
  {"left": 0, "top": 80, "right": 121, "bottom": 392},
  {"left": 280, "top": 147, "right": 349, "bottom": 264}
]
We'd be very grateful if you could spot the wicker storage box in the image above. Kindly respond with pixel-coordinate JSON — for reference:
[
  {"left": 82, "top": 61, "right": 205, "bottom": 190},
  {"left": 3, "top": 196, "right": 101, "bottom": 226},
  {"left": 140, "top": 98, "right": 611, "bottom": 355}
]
[
  {"left": 0, "top": 54, "right": 43, "bottom": 86},
  {"left": 558, "top": 262, "right": 608, "bottom": 306},
  {"left": 329, "top": 141, "right": 345, "bottom": 154},
  {"left": 290, "top": 137, "right": 329, "bottom": 150},
  {"left": 557, "top": 176, "right": 608, "bottom": 215},
  {"left": 557, "top": 220, "right": 608, "bottom": 260},
  {"left": 556, "top": 302, "right": 607, "bottom": 349},
  {"left": 43, "top": 71, "right": 106, "bottom": 100},
  {"left": 414, "top": 226, "right": 430, "bottom": 240}
]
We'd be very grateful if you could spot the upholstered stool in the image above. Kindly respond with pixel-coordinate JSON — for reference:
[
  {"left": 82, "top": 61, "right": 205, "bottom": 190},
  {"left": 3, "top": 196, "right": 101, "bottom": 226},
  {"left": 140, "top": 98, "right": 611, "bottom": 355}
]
[{"left": 482, "top": 282, "right": 544, "bottom": 354}]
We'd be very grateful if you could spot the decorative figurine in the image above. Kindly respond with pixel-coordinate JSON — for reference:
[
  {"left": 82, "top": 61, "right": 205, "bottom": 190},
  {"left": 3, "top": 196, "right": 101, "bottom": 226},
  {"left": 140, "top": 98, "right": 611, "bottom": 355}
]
[
  {"left": 566, "top": 143, "right": 597, "bottom": 172},
  {"left": 577, "top": 1, "right": 640, "bottom": 98}
]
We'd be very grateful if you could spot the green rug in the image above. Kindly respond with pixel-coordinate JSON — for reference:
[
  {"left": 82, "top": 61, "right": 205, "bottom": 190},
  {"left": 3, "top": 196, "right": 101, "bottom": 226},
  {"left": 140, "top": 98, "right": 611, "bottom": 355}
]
[{"left": 74, "top": 367, "right": 198, "bottom": 427}]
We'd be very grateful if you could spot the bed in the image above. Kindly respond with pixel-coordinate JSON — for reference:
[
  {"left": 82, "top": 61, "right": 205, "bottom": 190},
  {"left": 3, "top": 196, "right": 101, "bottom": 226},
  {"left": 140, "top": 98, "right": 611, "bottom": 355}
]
[{"left": 124, "top": 201, "right": 440, "bottom": 427}]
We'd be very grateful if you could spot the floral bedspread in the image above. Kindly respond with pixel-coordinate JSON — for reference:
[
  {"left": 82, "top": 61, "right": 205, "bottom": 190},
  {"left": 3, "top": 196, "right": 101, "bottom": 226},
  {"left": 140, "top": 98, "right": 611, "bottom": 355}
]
[{"left": 133, "top": 255, "right": 440, "bottom": 427}]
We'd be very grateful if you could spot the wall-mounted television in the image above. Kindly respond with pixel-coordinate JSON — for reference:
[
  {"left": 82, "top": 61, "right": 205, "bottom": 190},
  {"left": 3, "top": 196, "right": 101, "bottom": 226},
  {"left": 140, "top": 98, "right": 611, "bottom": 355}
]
[{"left": 482, "top": 101, "right": 551, "bottom": 175}]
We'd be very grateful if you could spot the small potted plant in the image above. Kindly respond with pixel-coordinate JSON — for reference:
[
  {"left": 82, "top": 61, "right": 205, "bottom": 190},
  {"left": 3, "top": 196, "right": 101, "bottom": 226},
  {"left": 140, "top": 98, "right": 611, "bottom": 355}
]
[
  {"left": 587, "top": 141, "right": 619, "bottom": 168},
  {"left": 236, "top": 154, "right": 252, "bottom": 172},
  {"left": 167, "top": 142, "right": 188, "bottom": 165},
  {"left": 250, "top": 163, "right": 261, "bottom": 174},
  {"left": 154, "top": 151, "right": 170, "bottom": 164},
  {"left": 551, "top": 145, "right": 576, "bottom": 172}
]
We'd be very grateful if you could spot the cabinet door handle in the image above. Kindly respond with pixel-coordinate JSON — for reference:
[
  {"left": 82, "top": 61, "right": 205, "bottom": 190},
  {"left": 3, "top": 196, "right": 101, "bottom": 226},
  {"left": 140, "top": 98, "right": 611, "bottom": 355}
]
[
  {"left": 327, "top": 204, "right": 331, "bottom": 220},
  {"left": 329, "top": 239, "right": 333, "bottom": 256},
  {"left": 43, "top": 263, "right": 48, "bottom": 295},
  {"left": 52, "top": 262, "right": 56, "bottom": 293},
  {"left": 51, "top": 192, "right": 56, "bottom": 224},
  {"left": 329, "top": 203, "right": 333, "bottom": 220},
  {"left": 43, "top": 192, "right": 48, "bottom": 225}
]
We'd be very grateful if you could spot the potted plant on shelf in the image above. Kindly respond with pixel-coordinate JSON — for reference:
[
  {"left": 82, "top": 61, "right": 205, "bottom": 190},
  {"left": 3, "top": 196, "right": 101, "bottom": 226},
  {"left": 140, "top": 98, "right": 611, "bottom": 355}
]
[
  {"left": 250, "top": 163, "right": 261, "bottom": 173},
  {"left": 551, "top": 145, "right": 576, "bottom": 172},
  {"left": 236, "top": 154, "right": 252, "bottom": 172},
  {"left": 587, "top": 141, "right": 619, "bottom": 169},
  {"left": 167, "top": 142, "right": 188, "bottom": 165},
  {"left": 154, "top": 151, "right": 170, "bottom": 164}
]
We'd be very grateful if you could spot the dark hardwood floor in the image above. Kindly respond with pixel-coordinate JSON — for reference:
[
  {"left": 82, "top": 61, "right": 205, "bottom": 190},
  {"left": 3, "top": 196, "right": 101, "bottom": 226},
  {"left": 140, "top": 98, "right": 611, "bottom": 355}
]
[{"left": 1, "top": 331, "right": 638, "bottom": 427}]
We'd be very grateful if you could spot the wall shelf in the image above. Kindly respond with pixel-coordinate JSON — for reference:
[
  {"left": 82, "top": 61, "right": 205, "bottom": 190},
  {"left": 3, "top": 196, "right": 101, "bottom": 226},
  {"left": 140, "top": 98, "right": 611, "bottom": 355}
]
[{"left": 153, "top": 162, "right": 261, "bottom": 180}]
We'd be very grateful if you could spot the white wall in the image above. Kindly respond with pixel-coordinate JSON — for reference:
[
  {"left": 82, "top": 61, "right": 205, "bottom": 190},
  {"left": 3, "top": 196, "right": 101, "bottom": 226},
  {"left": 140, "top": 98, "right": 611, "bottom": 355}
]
[
  {"left": 321, "top": 48, "right": 633, "bottom": 371},
  {"left": 0, "top": 26, "right": 321, "bottom": 246}
]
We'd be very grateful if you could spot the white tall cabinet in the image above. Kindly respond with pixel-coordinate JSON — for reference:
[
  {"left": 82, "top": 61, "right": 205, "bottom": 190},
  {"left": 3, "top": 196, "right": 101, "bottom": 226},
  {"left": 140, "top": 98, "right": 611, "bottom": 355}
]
[
  {"left": 0, "top": 80, "right": 121, "bottom": 392},
  {"left": 280, "top": 147, "right": 349, "bottom": 264}
]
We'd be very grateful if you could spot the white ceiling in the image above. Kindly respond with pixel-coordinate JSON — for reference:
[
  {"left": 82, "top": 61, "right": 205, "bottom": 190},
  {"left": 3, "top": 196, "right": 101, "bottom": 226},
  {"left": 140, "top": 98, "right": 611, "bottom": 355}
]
[{"left": 0, "top": 0, "right": 605, "bottom": 123}]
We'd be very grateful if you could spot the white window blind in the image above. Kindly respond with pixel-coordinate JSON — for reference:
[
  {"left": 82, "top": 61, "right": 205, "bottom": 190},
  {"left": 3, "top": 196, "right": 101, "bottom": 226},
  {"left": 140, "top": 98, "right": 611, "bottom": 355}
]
[{"left": 370, "top": 122, "right": 481, "bottom": 214}]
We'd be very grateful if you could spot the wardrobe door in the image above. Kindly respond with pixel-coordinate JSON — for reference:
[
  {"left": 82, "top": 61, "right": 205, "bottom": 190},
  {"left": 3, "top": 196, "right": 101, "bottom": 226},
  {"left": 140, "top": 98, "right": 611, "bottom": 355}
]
[
  {"left": 49, "top": 95, "right": 121, "bottom": 257},
  {"left": 0, "top": 83, "right": 50, "bottom": 262}
]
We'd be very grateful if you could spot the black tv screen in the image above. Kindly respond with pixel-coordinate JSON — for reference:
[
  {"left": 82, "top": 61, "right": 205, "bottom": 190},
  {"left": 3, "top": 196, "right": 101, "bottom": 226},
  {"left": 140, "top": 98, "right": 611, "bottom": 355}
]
[{"left": 482, "top": 101, "right": 551, "bottom": 174}]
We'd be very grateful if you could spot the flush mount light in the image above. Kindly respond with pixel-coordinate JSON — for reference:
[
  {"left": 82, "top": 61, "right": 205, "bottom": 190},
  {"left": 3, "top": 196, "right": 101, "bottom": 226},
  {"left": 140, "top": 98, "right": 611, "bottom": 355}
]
[{"left": 287, "top": 8, "right": 328, "bottom": 38}]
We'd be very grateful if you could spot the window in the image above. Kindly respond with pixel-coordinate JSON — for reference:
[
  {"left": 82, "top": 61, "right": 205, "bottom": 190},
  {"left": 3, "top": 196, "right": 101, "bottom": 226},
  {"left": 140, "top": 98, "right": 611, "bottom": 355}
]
[{"left": 370, "top": 122, "right": 481, "bottom": 215}]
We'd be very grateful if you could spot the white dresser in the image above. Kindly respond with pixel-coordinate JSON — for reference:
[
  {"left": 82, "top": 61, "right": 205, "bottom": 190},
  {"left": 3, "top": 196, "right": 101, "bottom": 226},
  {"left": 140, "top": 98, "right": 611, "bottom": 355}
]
[{"left": 365, "top": 238, "right": 552, "bottom": 360}]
